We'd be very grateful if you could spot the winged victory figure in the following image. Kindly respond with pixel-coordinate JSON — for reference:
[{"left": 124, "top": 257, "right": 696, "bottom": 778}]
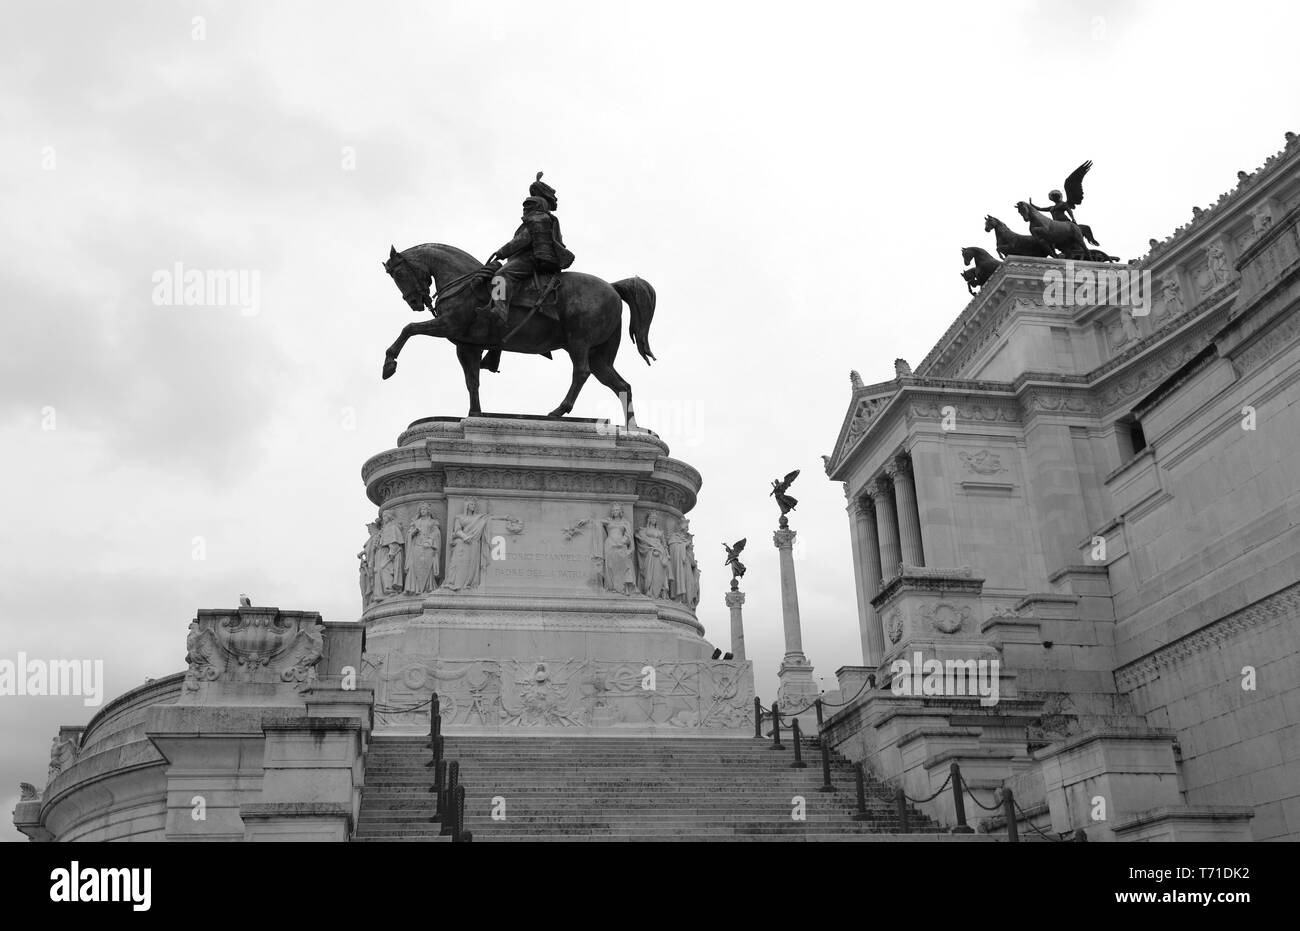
[
  {"left": 770, "top": 469, "right": 800, "bottom": 516},
  {"left": 723, "top": 538, "right": 748, "bottom": 582},
  {"left": 1029, "top": 160, "right": 1102, "bottom": 246}
]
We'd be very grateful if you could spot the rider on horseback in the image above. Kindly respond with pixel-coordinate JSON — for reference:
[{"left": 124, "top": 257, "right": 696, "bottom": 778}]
[
  {"left": 1029, "top": 160, "right": 1102, "bottom": 247},
  {"left": 1031, "top": 188, "right": 1079, "bottom": 224},
  {"left": 487, "top": 172, "right": 575, "bottom": 327}
]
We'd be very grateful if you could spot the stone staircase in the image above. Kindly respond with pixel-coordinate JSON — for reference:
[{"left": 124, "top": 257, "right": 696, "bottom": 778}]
[{"left": 355, "top": 735, "right": 981, "bottom": 842}]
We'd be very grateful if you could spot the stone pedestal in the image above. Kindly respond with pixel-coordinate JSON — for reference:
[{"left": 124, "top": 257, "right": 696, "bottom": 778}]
[
  {"left": 725, "top": 586, "right": 746, "bottom": 661},
  {"left": 358, "top": 415, "right": 753, "bottom": 735},
  {"left": 773, "top": 520, "right": 819, "bottom": 718}
]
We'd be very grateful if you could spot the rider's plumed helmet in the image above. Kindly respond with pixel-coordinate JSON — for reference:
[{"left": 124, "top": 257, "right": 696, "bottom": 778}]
[{"left": 529, "top": 171, "right": 558, "bottom": 209}]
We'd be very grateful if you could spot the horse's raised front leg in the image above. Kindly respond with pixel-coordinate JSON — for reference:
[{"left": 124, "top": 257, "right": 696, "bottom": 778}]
[
  {"left": 456, "top": 343, "right": 483, "bottom": 415},
  {"left": 382, "top": 317, "right": 448, "bottom": 379},
  {"left": 549, "top": 346, "right": 591, "bottom": 419}
]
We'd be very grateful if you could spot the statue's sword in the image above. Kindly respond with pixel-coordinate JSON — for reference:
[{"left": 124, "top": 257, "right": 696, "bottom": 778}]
[{"left": 502, "top": 273, "right": 562, "bottom": 344}]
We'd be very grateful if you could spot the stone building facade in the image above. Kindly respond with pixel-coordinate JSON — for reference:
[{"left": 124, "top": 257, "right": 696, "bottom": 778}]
[{"left": 824, "top": 132, "right": 1300, "bottom": 841}]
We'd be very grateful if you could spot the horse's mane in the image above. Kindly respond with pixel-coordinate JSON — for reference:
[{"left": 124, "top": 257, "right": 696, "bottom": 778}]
[{"left": 412, "top": 242, "right": 481, "bottom": 269}]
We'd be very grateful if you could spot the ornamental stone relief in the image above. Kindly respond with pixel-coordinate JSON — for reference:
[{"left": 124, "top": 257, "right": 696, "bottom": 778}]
[
  {"left": 364, "top": 655, "right": 754, "bottom": 731},
  {"left": 886, "top": 610, "right": 904, "bottom": 644},
  {"left": 909, "top": 400, "right": 1020, "bottom": 424},
  {"left": 921, "top": 602, "right": 971, "bottom": 635},
  {"left": 958, "top": 449, "right": 1005, "bottom": 475},
  {"left": 1098, "top": 331, "right": 1212, "bottom": 409},
  {"left": 182, "top": 608, "right": 324, "bottom": 699},
  {"left": 374, "top": 472, "right": 444, "bottom": 503},
  {"left": 846, "top": 397, "right": 888, "bottom": 439}
]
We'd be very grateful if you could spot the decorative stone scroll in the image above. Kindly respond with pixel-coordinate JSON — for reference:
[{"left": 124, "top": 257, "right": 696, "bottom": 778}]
[{"left": 181, "top": 607, "right": 324, "bottom": 701}]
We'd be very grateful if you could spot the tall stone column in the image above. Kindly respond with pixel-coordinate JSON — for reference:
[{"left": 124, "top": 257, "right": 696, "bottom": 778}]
[
  {"left": 725, "top": 585, "right": 747, "bottom": 662},
  {"left": 773, "top": 518, "right": 818, "bottom": 712},
  {"left": 852, "top": 495, "right": 886, "bottom": 666},
  {"left": 888, "top": 456, "right": 925, "bottom": 568},
  {"left": 869, "top": 479, "right": 902, "bottom": 581}
]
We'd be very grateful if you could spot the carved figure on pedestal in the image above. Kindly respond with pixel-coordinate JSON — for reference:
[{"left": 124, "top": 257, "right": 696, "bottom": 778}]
[
  {"left": 47, "top": 735, "right": 76, "bottom": 783},
  {"left": 376, "top": 510, "right": 406, "bottom": 595},
  {"left": 441, "top": 498, "right": 491, "bottom": 592},
  {"left": 403, "top": 503, "right": 443, "bottom": 594},
  {"left": 599, "top": 503, "right": 636, "bottom": 595},
  {"left": 667, "top": 518, "right": 700, "bottom": 607},
  {"left": 1207, "top": 242, "right": 1230, "bottom": 287},
  {"left": 1161, "top": 274, "right": 1184, "bottom": 316},
  {"left": 635, "top": 512, "right": 671, "bottom": 599},
  {"left": 359, "top": 520, "right": 378, "bottom": 607}
]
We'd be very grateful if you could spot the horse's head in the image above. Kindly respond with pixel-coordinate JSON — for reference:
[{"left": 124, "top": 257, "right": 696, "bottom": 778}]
[
  {"left": 1015, "top": 201, "right": 1032, "bottom": 221},
  {"left": 383, "top": 245, "right": 433, "bottom": 314},
  {"left": 961, "top": 246, "right": 975, "bottom": 266},
  {"left": 984, "top": 215, "right": 999, "bottom": 233}
]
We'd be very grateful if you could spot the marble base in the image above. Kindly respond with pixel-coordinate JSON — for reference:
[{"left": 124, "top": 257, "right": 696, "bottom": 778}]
[{"left": 358, "top": 415, "right": 752, "bottom": 735}]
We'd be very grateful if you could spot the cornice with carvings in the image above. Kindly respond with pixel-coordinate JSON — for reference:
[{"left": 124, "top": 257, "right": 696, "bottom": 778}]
[{"left": 1114, "top": 580, "right": 1300, "bottom": 691}]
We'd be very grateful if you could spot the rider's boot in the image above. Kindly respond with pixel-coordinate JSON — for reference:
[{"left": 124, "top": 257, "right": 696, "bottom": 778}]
[{"left": 489, "top": 296, "right": 509, "bottom": 327}]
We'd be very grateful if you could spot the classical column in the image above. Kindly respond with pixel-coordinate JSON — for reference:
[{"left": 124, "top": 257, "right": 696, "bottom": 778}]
[
  {"left": 725, "top": 586, "right": 747, "bottom": 662},
  {"left": 773, "top": 519, "right": 818, "bottom": 712},
  {"left": 852, "top": 495, "right": 886, "bottom": 666},
  {"left": 888, "top": 456, "right": 925, "bottom": 568},
  {"left": 869, "top": 479, "right": 902, "bottom": 581}
]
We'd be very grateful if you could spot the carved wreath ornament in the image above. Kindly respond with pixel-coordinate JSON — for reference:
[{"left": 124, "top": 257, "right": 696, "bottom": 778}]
[{"left": 921, "top": 602, "right": 970, "bottom": 635}]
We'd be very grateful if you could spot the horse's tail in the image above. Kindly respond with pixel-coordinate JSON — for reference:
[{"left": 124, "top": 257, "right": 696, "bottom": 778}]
[{"left": 614, "top": 276, "right": 656, "bottom": 364}]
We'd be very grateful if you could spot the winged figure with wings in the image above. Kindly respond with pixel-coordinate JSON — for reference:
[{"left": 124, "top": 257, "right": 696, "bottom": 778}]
[
  {"left": 770, "top": 469, "right": 800, "bottom": 516},
  {"left": 722, "top": 538, "right": 747, "bottom": 582},
  {"left": 1029, "top": 160, "right": 1102, "bottom": 246}
]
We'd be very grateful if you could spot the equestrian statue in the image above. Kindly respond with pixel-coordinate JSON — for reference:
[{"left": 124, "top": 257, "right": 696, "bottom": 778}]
[{"left": 381, "top": 172, "right": 656, "bottom": 427}]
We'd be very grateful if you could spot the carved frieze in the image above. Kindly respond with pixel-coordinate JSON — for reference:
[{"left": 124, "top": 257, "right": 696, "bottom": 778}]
[
  {"left": 909, "top": 400, "right": 1021, "bottom": 423},
  {"left": 374, "top": 471, "right": 444, "bottom": 503},
  {"left": 1097, "top": 329, "right": 1215, "bottom": 409},
  {"left": 1232, "top": 302, "right": 1300, "bottom": 375},
  {"left": 1114, "top": 581, "right": 1300, "bottom": 691},
  {"left": 958, "top": 449, "right": 1005, "bottom": 475},
  {"left": 365, "top": 655, "right": 754, "bottom": 731}
]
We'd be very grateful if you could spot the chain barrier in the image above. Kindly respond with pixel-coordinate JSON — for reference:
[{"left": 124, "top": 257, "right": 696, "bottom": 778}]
[
  {"left": 1012, "top": 797, "right": 1065, "bottom": 842},
  {"left": 816, "top": 675, "right": 875, "bottom": 709},
  {"left": 374, "top": 696, "right": 435, "bottom": 714},
  {"left": 963, "top": 784, "right": 1002, "bottom": 812},
  {"left": 882, "top": 771, "right": 951, "bottom": 806}
]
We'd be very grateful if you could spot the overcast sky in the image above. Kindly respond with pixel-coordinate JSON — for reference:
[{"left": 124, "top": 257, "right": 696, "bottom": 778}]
[{"left": 2, "top": 0, "right": 1297, "bottom": 840}]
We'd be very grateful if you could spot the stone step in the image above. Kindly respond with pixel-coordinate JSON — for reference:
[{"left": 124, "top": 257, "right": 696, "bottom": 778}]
[
  {"left": 355, "top": 735, "right": 939, "bottom": 841},
  {"left": 352, "top": 824, "right": 923, "bottom": 837},
  {"left": 470, "top": 834, "right": 986, "bottom": 843}
]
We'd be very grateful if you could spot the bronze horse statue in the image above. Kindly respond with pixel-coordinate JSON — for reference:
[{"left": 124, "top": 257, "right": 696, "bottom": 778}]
[
  {"left": 382, "top": 243, "right": 656, "bottom": 426},
  {"left": 985, "top": 215, "right": 1052, "bottom": 259},
  {"left": 1015, "top": 202, "right": 1120, "bottom": 262},
  {"left": 960, "top": 246, "right": 1002, "bottom": 295}
]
